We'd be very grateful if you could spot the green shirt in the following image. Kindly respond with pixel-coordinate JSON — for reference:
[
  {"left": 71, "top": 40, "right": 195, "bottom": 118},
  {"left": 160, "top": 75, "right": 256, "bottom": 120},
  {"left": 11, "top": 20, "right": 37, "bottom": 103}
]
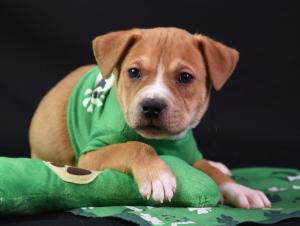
[{"left": 67, "top": 66, "right": 203, "bottom": 165}]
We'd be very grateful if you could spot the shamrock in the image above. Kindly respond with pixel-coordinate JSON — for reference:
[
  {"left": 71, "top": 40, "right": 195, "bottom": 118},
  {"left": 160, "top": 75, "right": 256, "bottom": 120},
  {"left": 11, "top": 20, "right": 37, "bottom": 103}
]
[{"left": 82, "top": 73, "right": 115, "bottom": 112}]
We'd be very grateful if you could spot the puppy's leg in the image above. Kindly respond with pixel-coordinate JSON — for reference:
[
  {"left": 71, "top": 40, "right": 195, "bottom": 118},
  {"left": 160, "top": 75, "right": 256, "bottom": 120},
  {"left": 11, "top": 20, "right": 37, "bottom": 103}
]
[
  {"left": 78, "top": 141, "right": 176, "bottom": 203},
  {"left": 193, "top": 159, "right": 271, "bottom": 208},
  {"left": 207, "top": 160, "right": 232, "bottom": 176}
]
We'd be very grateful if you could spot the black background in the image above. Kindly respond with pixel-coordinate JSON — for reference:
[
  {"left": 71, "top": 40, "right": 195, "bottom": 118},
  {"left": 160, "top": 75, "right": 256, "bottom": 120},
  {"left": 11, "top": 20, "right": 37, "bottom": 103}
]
[{"left": 0, "top": 0, "right": 299, "bottom": 169}]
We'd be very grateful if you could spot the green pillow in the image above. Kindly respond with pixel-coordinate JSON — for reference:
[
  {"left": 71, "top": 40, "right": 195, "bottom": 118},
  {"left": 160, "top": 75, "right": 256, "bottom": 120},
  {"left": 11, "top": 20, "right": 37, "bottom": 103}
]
[{"left": 0, "top": 155, "right": 220, "bottom": 215}]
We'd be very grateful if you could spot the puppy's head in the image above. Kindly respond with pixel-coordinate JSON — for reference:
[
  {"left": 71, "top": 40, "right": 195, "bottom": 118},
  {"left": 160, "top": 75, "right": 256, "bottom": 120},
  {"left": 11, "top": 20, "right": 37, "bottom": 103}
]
[{"left": 93, "top": 28, "right": 239, "bottom": 139}]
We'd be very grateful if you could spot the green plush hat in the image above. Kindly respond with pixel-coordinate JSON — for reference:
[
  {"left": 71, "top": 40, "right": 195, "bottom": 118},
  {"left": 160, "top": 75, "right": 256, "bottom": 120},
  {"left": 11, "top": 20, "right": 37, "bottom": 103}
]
[{"left": 0, "top": 155, "right": 220, "bottom": 215}]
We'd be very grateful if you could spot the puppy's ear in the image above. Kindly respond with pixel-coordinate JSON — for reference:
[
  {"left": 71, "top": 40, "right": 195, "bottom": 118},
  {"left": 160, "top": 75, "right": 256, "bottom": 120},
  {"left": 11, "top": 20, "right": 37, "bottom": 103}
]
[
  {"left": 194, "top": 35, "right": 239, "bottom": 90},
  {"left": 93, "top": 29, "right": 142, "bottom": 78}
]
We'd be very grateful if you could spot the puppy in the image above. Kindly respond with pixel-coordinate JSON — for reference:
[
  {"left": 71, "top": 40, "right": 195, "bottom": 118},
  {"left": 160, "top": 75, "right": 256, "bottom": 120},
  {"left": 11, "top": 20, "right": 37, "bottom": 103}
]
[{"left": 29, "top": 27, "right": 271, "bottom": 208}]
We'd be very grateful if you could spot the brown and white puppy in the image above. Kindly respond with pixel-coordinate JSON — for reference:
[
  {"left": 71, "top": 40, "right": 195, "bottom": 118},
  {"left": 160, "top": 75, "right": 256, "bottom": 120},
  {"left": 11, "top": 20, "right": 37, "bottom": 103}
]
[{"left": 29, "top": 27, "right": 271, "bottom": 208}]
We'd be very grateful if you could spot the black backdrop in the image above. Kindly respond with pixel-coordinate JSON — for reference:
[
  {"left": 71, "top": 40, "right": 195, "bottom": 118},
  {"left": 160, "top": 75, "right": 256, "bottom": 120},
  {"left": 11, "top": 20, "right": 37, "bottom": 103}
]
[{"left": 0, "top": 0, "right": 299, "bottom": 168}]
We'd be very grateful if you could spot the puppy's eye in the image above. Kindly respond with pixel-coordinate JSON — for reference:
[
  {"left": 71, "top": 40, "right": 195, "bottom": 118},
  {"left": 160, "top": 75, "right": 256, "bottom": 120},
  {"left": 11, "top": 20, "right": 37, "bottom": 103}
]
[
  {"left": 128, "top": 68, "right": 141, "bottom": 80},
  {"left": 177, "top": 72, "right": 194, "bottom": 84}
]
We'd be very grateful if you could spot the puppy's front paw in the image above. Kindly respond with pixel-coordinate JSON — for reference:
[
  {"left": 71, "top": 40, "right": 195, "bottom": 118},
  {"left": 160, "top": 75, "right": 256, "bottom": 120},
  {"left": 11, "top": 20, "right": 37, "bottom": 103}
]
[
  {"left": 220, "top": 182, "right": 271, "bottom": 209},
  {"left": 134, "top": 159, "right": 176, "bottom": 203}
]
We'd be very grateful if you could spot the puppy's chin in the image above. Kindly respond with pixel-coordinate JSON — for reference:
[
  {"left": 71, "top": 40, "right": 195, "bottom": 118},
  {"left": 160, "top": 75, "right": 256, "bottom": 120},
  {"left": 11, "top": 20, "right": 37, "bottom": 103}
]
[
  {"left": 124, "top": 111, "right": 191, "bottom": 140},
  {"left": 135, "top": 125, "right": 188, "bottom": 140}
]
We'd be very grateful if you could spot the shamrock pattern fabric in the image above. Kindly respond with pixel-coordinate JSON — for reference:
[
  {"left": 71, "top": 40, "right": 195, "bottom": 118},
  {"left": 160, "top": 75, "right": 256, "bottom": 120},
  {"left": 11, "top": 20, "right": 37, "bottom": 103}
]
[
  {"left": 82, "top": 72, "right": 114, "bottom": 113},
  {"left": 71, "top": 167, "right": 300, "bottom": 226}
]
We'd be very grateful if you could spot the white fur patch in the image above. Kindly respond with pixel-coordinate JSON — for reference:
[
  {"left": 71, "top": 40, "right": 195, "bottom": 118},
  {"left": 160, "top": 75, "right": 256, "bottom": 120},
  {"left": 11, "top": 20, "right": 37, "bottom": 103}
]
[
  {"left": 208, "top": 160, "right": 231, "bottom": 176},
  {"left": 137, "top": 58, "right": 172, "bottom": 101}
]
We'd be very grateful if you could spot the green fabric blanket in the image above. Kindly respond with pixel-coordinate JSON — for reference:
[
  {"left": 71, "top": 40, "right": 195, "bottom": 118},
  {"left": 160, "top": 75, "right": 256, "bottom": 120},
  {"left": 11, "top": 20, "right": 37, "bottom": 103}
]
[{"left": 71, "top": 167, "right": 300, "bottom": 226}]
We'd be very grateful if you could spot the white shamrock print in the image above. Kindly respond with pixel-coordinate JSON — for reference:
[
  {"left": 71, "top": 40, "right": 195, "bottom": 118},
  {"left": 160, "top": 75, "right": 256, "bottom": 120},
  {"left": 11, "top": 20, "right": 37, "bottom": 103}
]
[
  {"left": 171, "top": 221, "right": 196, "bottom": 226},
  {"left": 268, "top": 186, "right": 287, "bottom": 192},
  {"left": 125, "top": 206, "right": 143, "bottom": 212},
  {"left": 140, "top": 213, "right": 163, "bottom": 225},
  {"left": 292, "top": 185, "right": 300, "bottom": 190},
  {"left": 188, "top": 207, "right": 212, "bottom": 214},
  {"left": 82, "top": 72, "right": 115, "bottom": 113},
  {"left": 287, "top": 175, "right": 300, "bottom": 181}
]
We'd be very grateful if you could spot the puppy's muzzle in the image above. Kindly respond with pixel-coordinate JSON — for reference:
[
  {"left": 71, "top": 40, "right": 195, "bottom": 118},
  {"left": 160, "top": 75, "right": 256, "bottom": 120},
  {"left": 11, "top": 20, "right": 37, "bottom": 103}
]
[{"left": 140, "top": 98, "right": 167, "bottom": 119}]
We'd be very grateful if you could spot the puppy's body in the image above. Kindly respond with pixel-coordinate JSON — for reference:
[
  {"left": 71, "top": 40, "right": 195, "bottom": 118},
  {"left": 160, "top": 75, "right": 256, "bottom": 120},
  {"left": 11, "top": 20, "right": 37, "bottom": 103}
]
[
  {"left": 30, "top": 28, "right": 270, "bottom": 208},
  {"left": 29, "top": 65, "right": 93, "bottom": 165}
]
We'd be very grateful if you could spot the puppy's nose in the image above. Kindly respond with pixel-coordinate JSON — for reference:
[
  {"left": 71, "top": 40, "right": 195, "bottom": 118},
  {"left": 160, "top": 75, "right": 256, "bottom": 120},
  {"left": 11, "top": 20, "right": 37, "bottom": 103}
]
[{"left": 141, "top": 98, "right": 167, "bottom": 118}]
